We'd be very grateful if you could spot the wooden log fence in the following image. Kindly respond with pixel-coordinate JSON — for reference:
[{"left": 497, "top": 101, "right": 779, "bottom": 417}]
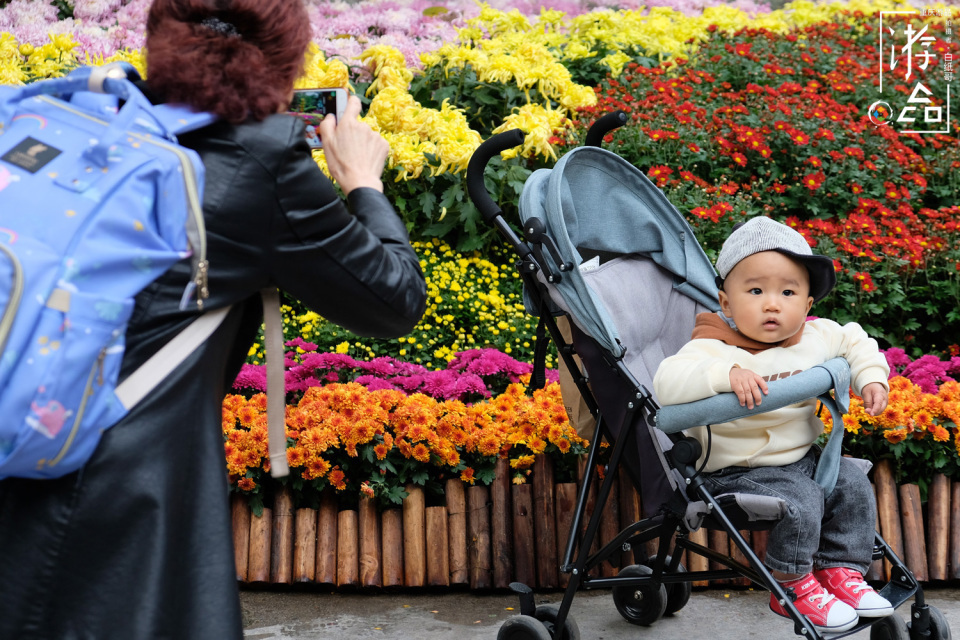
[{"left": 235, "top": 456, "right": 960, "bottom": 590}]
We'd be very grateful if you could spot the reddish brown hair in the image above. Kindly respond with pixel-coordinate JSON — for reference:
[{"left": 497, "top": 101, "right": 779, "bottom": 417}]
[{"left": 145, "top": 0, "right": 311, "bottom": 123}]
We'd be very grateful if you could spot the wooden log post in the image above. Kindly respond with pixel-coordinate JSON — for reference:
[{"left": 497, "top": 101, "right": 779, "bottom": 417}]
[
  {"left": 467, "top": 485, "right": 492, "bottom": 589},
  {"left": 231, "top": 494, "right": 251, "bottom": 582},
  {"left": 512, "top": 482, "right": 537, "bottom": 588},
  {"left": 358, "top": 496, "right": 381, "bottom": 588},
  {"left": 270, "top": 486, "right": 294, "bottom": 584},
  {"left": 599, "top": 472, "right": 620, "bottom": 577},
  {"left": 618, "top": 468, "right": 641, "bottom": 569},
  {"left": 248, "top": 507, "right": 272, "bottom": 584},
  {"left": 403, "top": 484, "right": 426, "bottom": 587},
  {"left": 446, "top": 479, "right": 469, "bottom": 586},
  {"left": 952, "top": 482, "right": 960, "bottom": 581},
  {"left": 927, "top": 474, "right": 950, "bottom": 581},
  {"left": 491, "top": 458, "right": 514, "bottom": 589},
  {"left": 751, "top": 529, "right": 768, "bottom": 566},
  {"left": 337, "top": 509, "right": 360, "bottom": 587},
  {"left": 686, "top": 527, "right": 710, "bottom": 588},
  {"left": 555, "top": 483, "right": 578, "bottom": 588},
  {"left": 899, "top": 484, "right": 928, "bottom": 582},
  {"left": 293, "top": 508, "right": 317, "bottom": 583},
  {"left": 729, "top": 531, "right": 752, "bottom": 587},
  {"left": 381, "top": 509, "right": 404, "bottom": 588},
  {"left": 315, "top": 489, "right": 338, "bottom": 585},
  {"left": 533, "top": 455, "right": 559, "bottom": 588},
  {"left": 874, "top": 459, "right": 903, "bottom": 580},
  {"left": 577, "top": 455, "right": 601, "bottom": 578},
  {"left": 708, "top": 529, "right": 730, "bottom": 585},
  {"left": 867, "top": 483, "right": 884, "bottom": 582},
  {"left": 426, "top": 506, "right": 450, "bottom": 587}
]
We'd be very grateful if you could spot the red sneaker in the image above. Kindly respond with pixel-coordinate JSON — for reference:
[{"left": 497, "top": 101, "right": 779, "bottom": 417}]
[
  {"left": 814, "top": 567, "right": 894, "bottom": 617},
  {"left": 769, "top": 573, "right": 859, "bottom": 633}
]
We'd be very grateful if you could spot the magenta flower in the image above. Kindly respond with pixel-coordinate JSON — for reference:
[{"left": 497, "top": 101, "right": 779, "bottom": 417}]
[
  {"left": 883, "top": 347, "right": 913, "bottom": 373},
  {"left": 354, "top": 376, "right": 399, "bottom": 392},
  {"left": 233, "top": 364, "right": 267, "bottom": 392}
]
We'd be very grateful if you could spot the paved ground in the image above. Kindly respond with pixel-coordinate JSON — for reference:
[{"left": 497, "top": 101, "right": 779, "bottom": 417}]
[{"left": 241, "top": 585, "right": 959, "bottom": 639}]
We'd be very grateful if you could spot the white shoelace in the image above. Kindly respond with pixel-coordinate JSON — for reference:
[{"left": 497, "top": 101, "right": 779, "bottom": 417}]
[
  {"left": 846, "top": 578, "right": 869, "bottom": 594},
  {"left": 808, "top": 590, "right": 837, "bottom": 609}
]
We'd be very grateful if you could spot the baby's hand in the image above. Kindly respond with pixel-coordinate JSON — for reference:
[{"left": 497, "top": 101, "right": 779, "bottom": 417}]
[
  {"left": 729, "top": 366, "right": 768, "bottom": 409},
  {"left": 861, "top": 382, "right": 888, "bottom": 416}
]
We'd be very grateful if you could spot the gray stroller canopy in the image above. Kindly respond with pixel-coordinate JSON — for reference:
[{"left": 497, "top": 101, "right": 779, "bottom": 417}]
[{"left": 519, "top": 146, "right": 720, "bottom": 360}]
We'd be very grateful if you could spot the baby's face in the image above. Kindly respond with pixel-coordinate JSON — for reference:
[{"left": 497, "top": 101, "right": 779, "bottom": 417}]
[{"left": 718, "top": 251, "right": 814, "bottom": 344}]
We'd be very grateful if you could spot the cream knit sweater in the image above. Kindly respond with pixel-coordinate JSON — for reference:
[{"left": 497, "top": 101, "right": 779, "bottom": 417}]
[{"left": 652, "top": 317, "right": 890, "bottom": 472}]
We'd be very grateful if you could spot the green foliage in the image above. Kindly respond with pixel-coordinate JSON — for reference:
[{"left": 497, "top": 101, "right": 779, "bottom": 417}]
[
  {"left": 51, "top": 0, "right": 73, "bottom": 20},
  {"left": 409, "top": 63, "right": 538, "bottom": 138}
]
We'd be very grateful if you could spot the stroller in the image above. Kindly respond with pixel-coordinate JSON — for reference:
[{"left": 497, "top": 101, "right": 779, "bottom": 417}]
[{"left": 464, "top": 112, "right": 950, "bottom": 640}]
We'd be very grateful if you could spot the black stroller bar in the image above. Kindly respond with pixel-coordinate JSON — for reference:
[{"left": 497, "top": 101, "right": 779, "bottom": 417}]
[
  {"left": 466, "top": 128, "right": 525, "bottom": 225},
  {"left": 584, "top": 110, "right": 628, "bottom": 148}
]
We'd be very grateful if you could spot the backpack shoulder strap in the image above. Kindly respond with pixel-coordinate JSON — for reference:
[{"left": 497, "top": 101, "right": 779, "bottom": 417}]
[
  {"left": 114, "top": 306, "right": 232, "bottom": 411},
  {"left": 113, "top": 289, "right": 289, "bottom": 479},
  {"left": 260, "top": 288, "right": 288, "bottom": 478},
  {"left": 152, "top": 104, "right": 217, "bottom": 137}
]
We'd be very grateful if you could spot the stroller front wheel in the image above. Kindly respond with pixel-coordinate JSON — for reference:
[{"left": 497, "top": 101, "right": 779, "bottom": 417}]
[
  {"left": 870, "top": 614, "right": 909, "bottom": 640},
  {"left": 909, "top": 605, "right": 952, "bottom": 640},
  {"left": 497, "top": 615, "right": 552, "bottom": 640},
  {"left": 612, "top": 564, "right": 669, "bottom": 626},
  {"left": 533, "top": 604, "right": 580, "bottom": 640}
]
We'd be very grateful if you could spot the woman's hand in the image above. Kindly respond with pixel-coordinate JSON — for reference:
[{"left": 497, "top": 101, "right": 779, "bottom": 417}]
[{"left": 318, "top": 94, "right": 389, "bottom": 194}]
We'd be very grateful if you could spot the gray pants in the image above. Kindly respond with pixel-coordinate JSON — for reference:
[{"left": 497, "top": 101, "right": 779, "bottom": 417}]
[{"left": 703, "top": 450, "right": 876, "bottom": 576}]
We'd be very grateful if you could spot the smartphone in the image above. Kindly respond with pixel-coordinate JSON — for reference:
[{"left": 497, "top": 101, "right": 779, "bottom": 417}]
[{"left": 287, "top": 88, "right": 348, "bottom": 149}]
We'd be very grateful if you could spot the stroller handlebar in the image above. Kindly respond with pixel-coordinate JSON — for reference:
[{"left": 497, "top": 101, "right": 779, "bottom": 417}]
[
  {"left": 584, "top": 110, "right": 628, "bottom": 147},
  {"left": 655, "top": 357, "right": 851, "bottom": 434},
  {"left": 466, "top": 129, "right": 526, "bottom": 224}
]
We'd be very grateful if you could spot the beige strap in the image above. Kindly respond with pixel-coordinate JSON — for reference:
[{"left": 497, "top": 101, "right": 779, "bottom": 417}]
[
  {"left": 46, "top": 288, "right": 72, "bottom": 313},
  {"left": 115, "top": 305, "right": 231, "bottom": 410},
  {"left": 261, "top": 287, "right": 288, "bottom": 478}
]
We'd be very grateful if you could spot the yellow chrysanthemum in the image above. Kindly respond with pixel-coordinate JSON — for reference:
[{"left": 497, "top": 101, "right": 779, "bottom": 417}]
[
  {"left": 492, "top": 103, "right": 567, "bottom": 162},
  {"left": 599, "top": 51, "right": 632, "bottom": 77},
  {"left": 360, "top": 44, "right": 414, "bottom": 96},
  {"left": 0, "top": 59, "right": 25, "bottom": 86},
  {"left": 296, "top": 44, "right": 351, "bottom": 91},
  {"left": 0, "top": 32, "right": 21, "bottom": 60}
]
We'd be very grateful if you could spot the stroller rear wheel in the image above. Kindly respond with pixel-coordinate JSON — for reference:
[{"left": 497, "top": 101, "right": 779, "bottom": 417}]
[
  {"left": 642, "top": 556, "right": 692, "bottom": 616},
  {"left": 533, "top": 604, "right": 580, "bottom": 640},
  {"left": 612, "top": 564, "right": 668, "bottom": 626},
  {"left": 497, "top": 615, "right": 551, "bottom": 640},
  {"left": 870, "top": 614, "right": 909, "bottom": 640}
]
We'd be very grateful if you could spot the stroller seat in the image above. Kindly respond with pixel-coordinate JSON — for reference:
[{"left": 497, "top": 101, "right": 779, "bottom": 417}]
[{"left": 464, "top": 113, "right": 944, "bottom": 640}]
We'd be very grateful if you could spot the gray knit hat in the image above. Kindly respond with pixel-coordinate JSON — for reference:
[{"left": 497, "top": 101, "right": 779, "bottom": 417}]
[{"left": 715, "top": 217, "right": 836, "bottom": 303}]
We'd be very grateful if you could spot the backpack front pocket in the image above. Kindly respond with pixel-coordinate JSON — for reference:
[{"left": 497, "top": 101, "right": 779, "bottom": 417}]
[{"left": 0, "top": 289, "right": 134, "bottom": 478}]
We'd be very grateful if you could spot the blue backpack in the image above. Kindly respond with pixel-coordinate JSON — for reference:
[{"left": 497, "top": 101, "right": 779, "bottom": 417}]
[{"left": 0, "top": 64, "right": 226, "bottom": 479}]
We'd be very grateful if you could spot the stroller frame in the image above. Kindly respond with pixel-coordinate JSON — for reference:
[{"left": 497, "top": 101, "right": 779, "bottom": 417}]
[{"left": 464, "top": 113, "right": 943, "bottom": 640}]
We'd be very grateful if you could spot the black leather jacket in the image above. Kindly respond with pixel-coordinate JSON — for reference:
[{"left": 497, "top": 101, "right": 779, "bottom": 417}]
[
  {"left": 0, "top": 113, "right": 426, "bottom": 640},
  {"left": 124, "top": 113, "right": 427, "bottom": 378}
]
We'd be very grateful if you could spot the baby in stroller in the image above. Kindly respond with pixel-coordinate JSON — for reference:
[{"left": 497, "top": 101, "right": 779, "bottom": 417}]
[{"left": 653, "top": 217, "right": 893, "bottom": 633}]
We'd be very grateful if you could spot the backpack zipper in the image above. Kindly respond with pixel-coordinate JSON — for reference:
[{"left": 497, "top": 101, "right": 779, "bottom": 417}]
[
  {"left": 44, "top": 345, "right": 108, "bottom": 469},
  {"left": 0, "top": 242, "right": 24, "bottom": 357},
  {"left": 36, "top": 95, "right": 210, "bottom": 309}
]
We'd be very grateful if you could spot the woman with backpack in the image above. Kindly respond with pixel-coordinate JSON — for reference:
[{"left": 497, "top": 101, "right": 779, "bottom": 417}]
[{"left": 0, "top": 0, "right": 427, "bottom": 637}]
